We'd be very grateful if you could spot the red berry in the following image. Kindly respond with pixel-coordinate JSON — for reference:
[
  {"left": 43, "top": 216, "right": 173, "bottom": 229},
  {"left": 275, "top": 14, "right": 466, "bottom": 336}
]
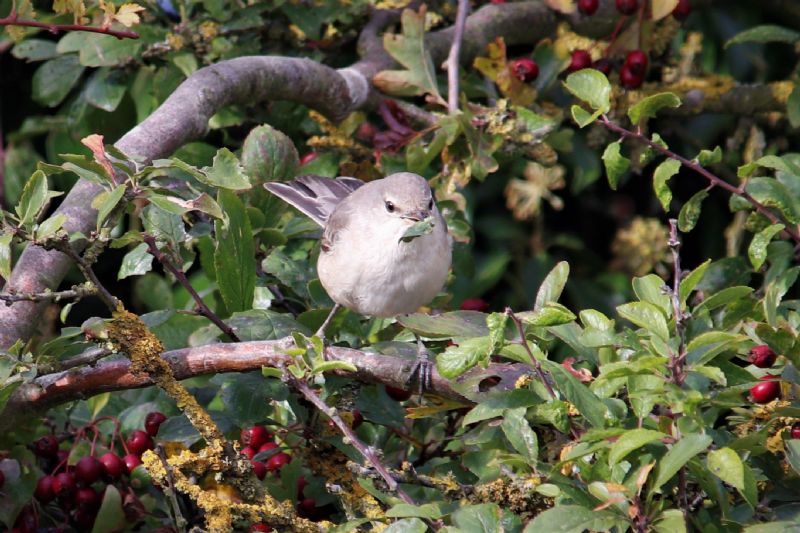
[
  {"left": 251, "top": 525, "right": 273, "bottom": 532},
  {"left": 71, "top": 507, "right": 97, "bottom": 529},
  {"left": 34, "top": 435, "right": 59, "bottom": 458},
  {"left": 749, "top": 345, "right": 777, "bottom": 368},
  {"left": 297, "top": 475, "right": 308, "bottom": 498},
  {"left": 578, "top": 0, "right": 599, "bottom": 15},
  {"left": 251, "top": 460, "right": 267, "bottom": 480},
  {"left": 750, "top": 380, "right": 780, "bottom": 404},
  {"left": 299, "top": 497, "right": 316, "bottom": 513},
  {"left": 672, "top": 0, "right": 691, "bottom": 20},
  {"left": 791, "top": 422, "right": 800, "bottom": 439},
  {"left": 624, "top": 50, "right": 648, "bottom": 76},
  {"left": 352, "top": 409, "right": 364, "bottom": 429},
  {"left": 75, "top": 456, "right": 102, "bottom": 485},
  {"left": 258, "top": 442, "right": 279, "bottom": 454},
  {"left": 619, "top": 64, "right": 644, "bottom": 89},
  {"left": 385, "top": 385, "right": 412, "bottom": 402},
  {"left": 52, "top": 449, "right": 69, "bottom": 473},
  {"left": 13, "top": 505, "right": 38, "bottom": 533},
  {"left": 34, "top": 475, "right": 56, "bottom": 503},
  {"left": 265, "top": 452, "right": 291, "bottom": 472},
  {"left": 510, "top": 58, "right": 539, "bottom": 83},
  {"left": 123, "top": 453, "right": 142, "bottom": 474},
  {"left": 593, "top": 59, "right": 613, "bottom": 76},
  {"left": 240, "top": 426, "right": 272, "bottom": 450},
  {"left": 99, "top": 452, "right": 124, "bottom": 479},
  {"left": 241, "top": 446, "right": 257, "bottom": 460},
  {"left": 568, "top": 50, "right": 593, "bottom": 73},
  {"left": 52, "top": 472, "right": 77, "bottom": 499},
  {"left": 126, "top": 430, "right": 154, "bottom": 456},
  {"left": 145, "top": 411, "right": 167, "bottom": 437},
  {"left": 615, "top": 0, "right": 639, "bottom": 15},
  {"left": 76, "top": 487, "right": 100, "bottom": 510},
  {"left": 460, "top": 298, "right": 489, "bottom": 312},
  {"left": 300, "top": 152, "right": 318, "bottom": 165}
]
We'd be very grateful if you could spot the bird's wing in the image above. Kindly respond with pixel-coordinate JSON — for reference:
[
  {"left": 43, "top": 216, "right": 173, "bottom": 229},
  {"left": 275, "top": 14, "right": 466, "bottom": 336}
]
[{"left": 264, "top": 175, "right": 364, "bottom": 227}]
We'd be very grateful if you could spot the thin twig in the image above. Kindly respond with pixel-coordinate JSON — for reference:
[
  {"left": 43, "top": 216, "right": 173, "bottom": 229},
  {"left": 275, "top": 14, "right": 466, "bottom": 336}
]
[
  {"left": 38, "top": 347, "right": 112, "bottom": 374},
  {"left": 291, "top": 378, "right": 422, "bottom": 508},
  {"left": 598, "top": 115, "right": 800, "bottom": 246},
  {"left": 55, "top": 240, "right": 119, "bottom": 312},
  {"left": 446, "top": 0, "right": 469, "bottom": 114},
  {"left": 0, "top": 9, "right": 139, "bottom": 39},
  {"left": 142, "top": 234, "right": 241, "bottom": 342},
  {"left": 667, "top": 219, "right": 687, "bottom": 386},
  {"left": 0, "top": 283, "right": 97, "bottom": 305}
]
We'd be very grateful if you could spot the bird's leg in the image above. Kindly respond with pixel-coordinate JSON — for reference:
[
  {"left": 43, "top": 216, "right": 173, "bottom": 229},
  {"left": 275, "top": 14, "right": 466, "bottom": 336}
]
[
  {"left": 405, "top": 334, "right": 433, "bottom": 396},
  {"left": 315, "top": 303, "right": 342, "bottom": 341}
]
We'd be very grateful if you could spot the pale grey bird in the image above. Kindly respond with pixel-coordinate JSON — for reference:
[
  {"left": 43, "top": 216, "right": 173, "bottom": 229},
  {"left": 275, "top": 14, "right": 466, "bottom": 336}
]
[{"left": 265, "top": 172, "right": 452, "bottom": 390}]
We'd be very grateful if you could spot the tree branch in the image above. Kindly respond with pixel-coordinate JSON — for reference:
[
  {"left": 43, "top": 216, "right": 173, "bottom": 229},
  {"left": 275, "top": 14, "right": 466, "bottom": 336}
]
[
  {"left": 0, "top": 10, "right": 140, "bottom": 40},
  {"left": 446, "top": 0, "right": 469, "bottom": 114},
  {"left": 0, "top": 338, "right": 528, "bottom": 431}
]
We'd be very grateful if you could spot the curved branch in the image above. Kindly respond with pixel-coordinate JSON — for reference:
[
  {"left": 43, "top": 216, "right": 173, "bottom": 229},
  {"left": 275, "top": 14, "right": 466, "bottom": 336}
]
[{"left": 1, "top": 339, "right": 527, "bottom": 431}]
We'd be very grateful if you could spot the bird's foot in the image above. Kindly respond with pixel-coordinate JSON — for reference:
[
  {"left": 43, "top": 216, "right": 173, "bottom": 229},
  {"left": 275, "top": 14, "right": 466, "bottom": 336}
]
[{"left": 404, "top": 336, "right": 433, "bottom": 398}]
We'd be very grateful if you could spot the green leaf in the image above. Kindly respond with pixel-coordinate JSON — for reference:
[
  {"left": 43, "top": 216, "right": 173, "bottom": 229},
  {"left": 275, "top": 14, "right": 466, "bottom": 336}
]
[
  {"left": 96, "top": 186, "right": 127, "bottom": 231},
  {"left": 36, "top": 213, "right": 66, "bottom": 240},
  {"left": 653, "top": 158, "right": 681, "bottom": 211},
  {"left": 91, "top": 485, "right": 125, "bottom": 533},
  {"left": 400, "top": 217, "right": 435, "bottom": 242},
  {"left": 215, "top": 189, "right": 256, "bottom": 313},
  {"left": 608, "top": 429, "right": 666, "bottom": 466},
  {"left": 652, "top": 433, "right": 712, "bottom": 492},
  {"left": 788, "top": 83, "right": 800, "bottom": 129},
  {"left": 785, "top": 439, "right": 800, "bottom": 476},
  {"left": 755, "top": 154, "right": 800, "bottom": 177},
  {"left": 202, "top": 148, "right": 252, "bottom": 190},
  {"left": 372, "top": 8, "right": 444, "bottom": 104},
  {"left": 381, "top": 518, "right": 427, "bottom": 533},
  {"left": 85, "top": 68, "right": 128, "bottom": 112},
  {"left": 241, "top": 124, "right": 300, "bottom": 183},
  {"left": 632, "top": 274, "right": 671, "bottom": 315},
  {"left": 535, "top": 261, "right": 570, "bottom": 310},
  {"left": 679, "top": 259, "right": 711, "bottom": 305},
  {"left": 617, "top": 301, "right": 669, "bottom": 341},
  {"left": 312, "top": 360, "right": 359, "bottom": 374},
  {"left": 745, "top": 177, "right": 800, "bottom": 223},
  {"left": 462, "top": 389, "right": 539, "bottom": 425},
  {"left": 15, "top": 170, "right": 49, "bottom": 225},
  {"left": 563, "top": 69, "right": 612, "bottom": 113},
  {"left": 78, "top": 33, "right": 143, "bottom": 67},
  {"left": 451, "top": 503, "right": 502, "bottom": 532},
  {"left": 11, "top": 39, "right": 58, "bottom": 61},
  {"left": 571, "top": 104, "right": 601, "bottom": 128},
  {"left": 706, "top": 447, "right": 744, "bottom": 490},
  {"left": 696, "top": 146, "right": 722, "bottom": 166},
  {"left": 726, "top": 24, "right": 800, "bottom": 47},
  {"left": 386, "top": 503, "right": 448, "bottom": 520},
  {"left": 602, "top": 141, "right": 630, "bottom": 190},
  {"left": 628, "top": 92, "right": 681, "bottom": 124},
  {"left": 436, "top": 336, "right": 493, "bottom": 379},
  {"left": 501, "top": 407, "right": 538, "bottom": 463},
  {"left": 519, "top": 303, "right": 576, "bottom": 327},
  {"left": 523, "top": 505, "right": 618, "bottom": 533},
  {"left": 694, "top": 286, "right": 754, "bottom": 313},
  {"left": 677, "top": 189, "right": 708, "bottom": 232},
  {"left": 215, "top": 373, "right": 286, "bottom": 426},
  {"left": 652, "top": 509, "right": 687, "bottom": 533},
  {"left": 487, "top": 312, "right": 508, "bottom": 352},
  {"left": 0, "top": 234, "right": 12, "bottom": 280},
  {"left": 748, "top": 224, "right": 785, "bottom": 270},
  {"left": 397, "top": 311, "right": 489, "bottom": 338},
  {"left": 543, "top": 360, "right": 607, "bottom": 428},
  {"left": 32, "top": 54, "right": 85, "bottom": 107},
  {"left": 118, "top": 243, "right": 154, "bottom": 280}
]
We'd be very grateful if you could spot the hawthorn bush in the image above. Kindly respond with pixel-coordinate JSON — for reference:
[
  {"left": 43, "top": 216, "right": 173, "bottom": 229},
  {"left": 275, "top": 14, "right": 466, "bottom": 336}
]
[{"left": 2, "top": 0, "right": 800, "bottom": 531}]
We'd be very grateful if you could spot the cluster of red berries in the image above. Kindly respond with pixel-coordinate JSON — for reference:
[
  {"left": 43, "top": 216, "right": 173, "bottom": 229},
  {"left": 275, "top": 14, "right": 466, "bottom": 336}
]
[
  {"left": 9, "top": 412, "right": 167, "bottom": 532},
  {"left": 744, "top": 342, "right": 800, "bottom": 444}
]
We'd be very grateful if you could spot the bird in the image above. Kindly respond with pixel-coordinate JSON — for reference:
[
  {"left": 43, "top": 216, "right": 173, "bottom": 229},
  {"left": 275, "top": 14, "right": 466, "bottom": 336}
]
[{"left": 264, "top": 172, "right": 452, "bottom": 390}]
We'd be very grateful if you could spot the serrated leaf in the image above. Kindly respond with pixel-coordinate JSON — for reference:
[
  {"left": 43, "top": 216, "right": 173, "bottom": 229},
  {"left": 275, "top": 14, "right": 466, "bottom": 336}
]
[
  {"left": 653, "top": 159, "right": 681, "bottom": 211},
  {"left": 535, "top": 261, "right": 569, "bottom": 310},
  {"left": 563, "top": 69, "right": 611, "bottom": 113},
  {"left": 748, "top": 224, "right": 785, "bottom": 270},
  {"left": 602, "top": 141, "right": 630, "bottom": 190},
  {"left": 96, "top": 185, "right": 126, "bottom": 231},
  {"left": 628, "top": 92, "right": 681, "bottom": 124},
  {"left": 215, "top": 190, "right": 256, "bottom": 313},
  {"left": 678, "top": 189, "right": 708, "bottom": 232},
  {"left": 501, "top": 407, "right": 538, "bottom": 463},
  {"left": 400, "top": 217, "right": 435, "bottom": 242},
  {"left": 241, "top": 124, "right": 300, "bottom": 183},
  {"left": 452, "top": 503, "right": 503, "bottom": 532},
  {"left": 113, "top": 3, "right": 145, "bottom": 27},
  {"left": 617, "top": 301, "right": 669, "bottom": 341},
  {"left": 726, "top": 25, "right": 800, "bottom": 47},
  {"left": 707, "top": 447, "right": 744, "bottom": 490},
  {"left": 608, "top": 429, "right": 666, "bottom": 466},
  {"left": 202, "top": 148, "right": 251, "bottom": 190},
  {"left": 436, "top": 337, "right": 493, "bottom": 379},
  {"left": 652, "top": 433, "right": 713, "bottom": 492},
  {"left": 15, "top": 170, "right": 49, "bottom": 225}
]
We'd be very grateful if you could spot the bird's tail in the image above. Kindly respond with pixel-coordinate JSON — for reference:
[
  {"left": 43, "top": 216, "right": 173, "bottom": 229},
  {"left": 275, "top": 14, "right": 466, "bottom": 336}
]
[{"left": 264, "top": 175, "right": 364, "bottom": 227}]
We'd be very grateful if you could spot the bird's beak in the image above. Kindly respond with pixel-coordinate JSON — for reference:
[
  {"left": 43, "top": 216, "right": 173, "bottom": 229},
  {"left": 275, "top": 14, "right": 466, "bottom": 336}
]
[{"left": 403, "top": 210, "right": 430, "bottom": 222}]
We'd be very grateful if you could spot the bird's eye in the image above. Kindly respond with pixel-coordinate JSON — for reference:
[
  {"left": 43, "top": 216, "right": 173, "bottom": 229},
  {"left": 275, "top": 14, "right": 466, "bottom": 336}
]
[
  {"left": 385, "top": 200, "right": 395, "bottom": 213},
  {"left": 428, "top": 199, "right": 434, "bottom": 210}
]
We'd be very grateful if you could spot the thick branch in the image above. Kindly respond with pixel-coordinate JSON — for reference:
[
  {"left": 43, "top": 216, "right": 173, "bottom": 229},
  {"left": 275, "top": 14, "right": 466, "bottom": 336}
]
[{"left": 0, "top": 339, "right": 527, "bottom": 431}]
